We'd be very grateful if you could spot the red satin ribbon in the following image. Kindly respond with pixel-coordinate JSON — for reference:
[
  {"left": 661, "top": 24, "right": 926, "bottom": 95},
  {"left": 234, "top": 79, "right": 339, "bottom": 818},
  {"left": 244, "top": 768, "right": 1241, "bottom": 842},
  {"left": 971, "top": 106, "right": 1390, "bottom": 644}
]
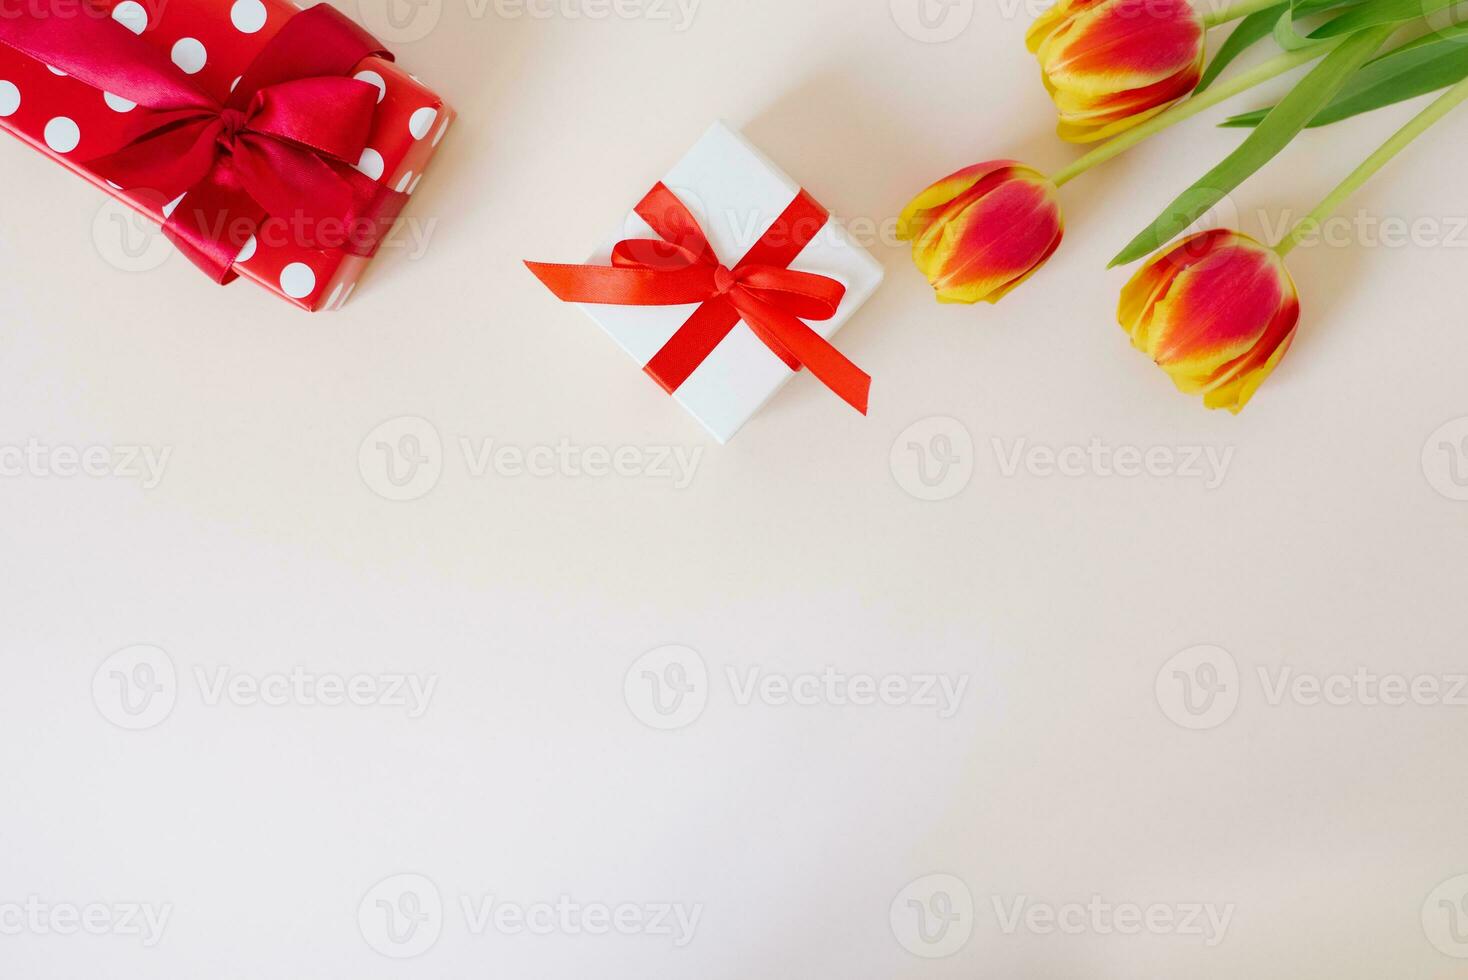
[
  {"left": 526, "top": 183, "right": 871, "bottom": 414},
  {"left": 0, "top": 2, "right": 405, "bottom": 282}
]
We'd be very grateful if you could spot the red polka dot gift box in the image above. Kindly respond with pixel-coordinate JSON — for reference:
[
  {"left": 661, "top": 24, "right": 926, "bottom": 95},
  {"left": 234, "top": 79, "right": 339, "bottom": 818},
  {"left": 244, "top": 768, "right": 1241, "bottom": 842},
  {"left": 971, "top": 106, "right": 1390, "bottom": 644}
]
[{"left": 0, "top": 0, "right": 454, "bottom": 311}]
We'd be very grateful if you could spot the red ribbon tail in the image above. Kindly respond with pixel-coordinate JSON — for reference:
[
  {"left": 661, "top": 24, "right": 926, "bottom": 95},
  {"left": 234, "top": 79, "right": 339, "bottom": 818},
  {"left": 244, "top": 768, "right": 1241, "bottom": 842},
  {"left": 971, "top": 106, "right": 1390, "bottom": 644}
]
[
  {"left": 525, "top": 260, "right": 718, "bottom": 307},
  {"left": 164, "top": 162, "right": 265, "bottom": 283},
  {"left": 809, "top": 346, "right": 871, "bottom": 416},
  {"left": 734, "top": 293, "right": 871, "bottom": 415}
]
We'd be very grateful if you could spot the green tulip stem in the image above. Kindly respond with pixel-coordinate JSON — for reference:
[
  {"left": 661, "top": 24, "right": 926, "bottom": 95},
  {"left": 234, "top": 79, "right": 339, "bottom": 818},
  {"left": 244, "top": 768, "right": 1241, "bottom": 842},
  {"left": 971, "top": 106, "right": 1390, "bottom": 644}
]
[
  {"left": 1051, "top": 40, "right": 1343, "bottom": 188},
  {"left": 1275, "top": 75, "right": 1468, "bottom": 257},
  {"left": 1203, "top": 0, "right": 1284, "bottom": 29}
]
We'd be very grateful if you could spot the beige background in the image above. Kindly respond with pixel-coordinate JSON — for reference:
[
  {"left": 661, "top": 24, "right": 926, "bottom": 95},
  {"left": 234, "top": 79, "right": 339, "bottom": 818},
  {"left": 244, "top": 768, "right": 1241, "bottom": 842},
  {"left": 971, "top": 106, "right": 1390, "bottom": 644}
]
[{"left": 3, "top": 0, "right": 1468, "bottom": 977}]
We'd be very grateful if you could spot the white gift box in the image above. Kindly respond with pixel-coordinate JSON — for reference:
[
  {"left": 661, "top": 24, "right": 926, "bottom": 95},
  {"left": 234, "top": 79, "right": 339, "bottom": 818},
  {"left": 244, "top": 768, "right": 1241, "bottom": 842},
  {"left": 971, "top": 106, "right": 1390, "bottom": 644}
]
[{"left": 575, "top": 121, "right": 884, "bottom": 443}]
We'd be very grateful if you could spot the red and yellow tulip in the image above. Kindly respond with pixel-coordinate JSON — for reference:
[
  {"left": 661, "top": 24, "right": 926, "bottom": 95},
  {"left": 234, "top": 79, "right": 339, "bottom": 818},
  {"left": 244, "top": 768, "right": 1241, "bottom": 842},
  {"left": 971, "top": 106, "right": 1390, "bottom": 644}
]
[
  {"left": 1119, "top": 229, "right": 1299, "bottom": 413},
  {"left": 898, "top": 161, "right": 1064, "bottom": 305},
  {"left": 1027, "top": 0, "right": 1206, "bottom": 143}
]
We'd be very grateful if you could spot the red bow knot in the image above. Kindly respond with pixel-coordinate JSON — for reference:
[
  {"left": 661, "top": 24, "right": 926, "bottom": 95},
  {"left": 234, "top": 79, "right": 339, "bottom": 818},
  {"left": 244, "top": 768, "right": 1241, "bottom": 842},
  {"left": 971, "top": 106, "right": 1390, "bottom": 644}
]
[
  {"left": 0, "top": 2, "right": 405, "bottom": 282},
  {"left": 216, "top": 107, "right": 249, "bottom": 145},
  {"left": 526, "top": 182, "right": 871, "bottom": 414},
  {"left": 712, "top": 265, "right": 737, "bottom": 297}
]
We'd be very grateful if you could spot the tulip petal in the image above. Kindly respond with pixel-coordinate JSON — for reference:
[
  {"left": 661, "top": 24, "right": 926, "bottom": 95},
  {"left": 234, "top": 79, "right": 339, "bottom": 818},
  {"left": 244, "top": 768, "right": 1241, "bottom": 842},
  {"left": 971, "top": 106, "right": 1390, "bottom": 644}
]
[
  {"left": 1039, "top": 0, "right": 1203, "bottom": 93},
  {"left": 1203, "top": 327, "right": 1296, "bottom": 412},
  {"left": 1026, "top": 3, "right": 1065, "bottom": 49},
  {"left": 1118, "top": 238, "right": 1190, "bottom": 347},
  {"left": 1199, "top": 294, "right": 1300, "bottom": 411},
  {"left": 1032, "top": 0, "right": 1205, "bottom": 141},
  {"left": 1118, "top": 230, "right": 1301, "bottom": 412},
  {"left": 969, "top": 222, "right": 1064, "bottom": 304},
  {"left": 898, "top": 161, "right": 1019, "bottom": 242},
  {"left": 1051, "top": 62, "right": 1202, "bottom": 140},
  {"left": 901, "top": 161, "right": 1064, "bottom": 305},
  {"left": 1026, "top": 0, "right": 1099, "bottom": 50},
  {"left": 924, "top": 175, "right": 1063, "bottom": 304},
  {"left": 1146, "top": 235, "right": 1285, "bottom": 366}
]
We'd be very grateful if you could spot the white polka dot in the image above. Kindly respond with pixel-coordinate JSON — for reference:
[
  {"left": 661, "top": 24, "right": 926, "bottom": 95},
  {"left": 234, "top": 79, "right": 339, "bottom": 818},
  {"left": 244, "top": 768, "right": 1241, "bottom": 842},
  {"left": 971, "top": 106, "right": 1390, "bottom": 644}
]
[
  {"left": 279, "top": 262, "right": 315, "bottom": 299},
  {"left": 394, "top": 171, "right": 413, "bottom": 193},
  {"left": 407, "top": 174, "right": 423, "bottom": 194},
  {"left": 43, "top": 117, "right": 80, "bottom": 153},
  {"left": 171, "top": 38, "right": 207, "bottom": 75},
  {"left": 353, "top": 70, "right": 386, "bottom": 103},
  {"left": 354, "top": 148, "right": 384, "bottom": 180},
  {"left": 0, "top": 81, "right": 18, "bottom": 118},
  {"left": 46, "top": 65, "right": 67, "bottom": 77},
  {"left": 230, "top": 0, "right": 267, "bottom": 32},
  {"left": 235, "top": 234, "right": 257, "bottom": 263},
  {"left": 103, "top": 92, "right": 136, "bottom": 112},
  {"left": 112, "top": 1, "right": 148, "bottom": 34},
  {"left": 432, "top": 117, "right": 450, "bottom": 146},
  {"left": 408, "top": 107, "right": 436, "bottom": 140},
  {"left": 161, "top": 193, "right": 184, "bottom": 217}
]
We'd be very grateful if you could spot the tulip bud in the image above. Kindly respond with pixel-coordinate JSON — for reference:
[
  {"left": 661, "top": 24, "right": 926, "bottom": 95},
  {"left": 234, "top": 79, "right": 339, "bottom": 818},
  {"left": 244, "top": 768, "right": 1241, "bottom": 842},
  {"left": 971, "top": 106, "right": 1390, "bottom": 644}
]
[
  {"left": 898, "top": 161, "right": 1064, "bottom": 305},
  {"left": 1119, "top": 229, "right": 1300, "bottom": 413},
  {"left": 1027, "top": 0, "right": 1206, "bottom": 143}
]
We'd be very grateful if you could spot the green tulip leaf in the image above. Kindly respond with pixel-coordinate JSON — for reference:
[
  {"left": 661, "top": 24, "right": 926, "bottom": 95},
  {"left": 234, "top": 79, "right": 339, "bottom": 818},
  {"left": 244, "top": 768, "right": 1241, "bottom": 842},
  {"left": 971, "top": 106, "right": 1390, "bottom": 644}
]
[
  {"left": 1293, "top": 0, "right": 1366, "bottom": 16},
  {"left": 1310, "top": 0, "right": 1457, "bottom": 36},
  {"left": 1275, "top": 0, "right": 1370, "bottom": 49},
  {"left": 1222, "top": 24, "right": 1468, "bottom": 127},
  {"left": 1276, "top": 5, "right": 1325, "bottom": 48},
  {"left": 1110, "top": 25, "right": 1395, "bottom": 267},
  {"left": 1198, "top": 0, "right": 1367, "bottom": 93},
  {"left": 1198, "top": 4, "right": 1290, "bottom": 92}
]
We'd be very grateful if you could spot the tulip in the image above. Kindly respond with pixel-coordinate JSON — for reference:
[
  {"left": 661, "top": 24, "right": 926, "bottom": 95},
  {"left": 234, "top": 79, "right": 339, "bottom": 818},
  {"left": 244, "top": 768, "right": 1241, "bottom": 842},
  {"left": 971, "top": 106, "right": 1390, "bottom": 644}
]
[
  {"left": 1027, "top": 0, "right": 1206, "bottom": 143},
  {"left": 898, "top": 161, "right": 1064, "bottom": 305},
  {"left": 1118, "top": 229, "right": 1299, "bottom": 413}
]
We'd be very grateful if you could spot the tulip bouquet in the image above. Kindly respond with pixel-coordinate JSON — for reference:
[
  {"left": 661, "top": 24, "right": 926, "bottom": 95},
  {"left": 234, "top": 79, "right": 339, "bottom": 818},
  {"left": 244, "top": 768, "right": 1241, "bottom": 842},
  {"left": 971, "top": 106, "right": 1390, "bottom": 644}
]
[{"left": 901, "top": 0, "right": 1468, "bottom": 412}]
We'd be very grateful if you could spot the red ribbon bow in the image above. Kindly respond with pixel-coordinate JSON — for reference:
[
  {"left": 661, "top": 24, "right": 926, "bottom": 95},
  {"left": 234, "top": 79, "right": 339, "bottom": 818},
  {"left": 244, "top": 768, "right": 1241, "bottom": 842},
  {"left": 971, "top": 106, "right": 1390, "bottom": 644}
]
[
  {"left": 0, "top": 2, "right": 403, "bottom": 281},
  {"left": 526, "top": 183, "right": 871, "bottom": 414}
]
